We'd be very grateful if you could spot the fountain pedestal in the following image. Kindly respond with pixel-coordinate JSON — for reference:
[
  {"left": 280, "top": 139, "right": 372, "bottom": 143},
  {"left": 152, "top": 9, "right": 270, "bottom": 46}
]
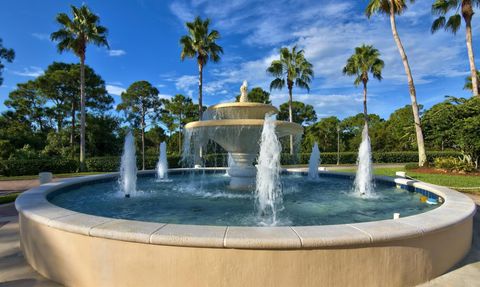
[{"left": 227, "top": 153, "right": 257, "bottom": 189}]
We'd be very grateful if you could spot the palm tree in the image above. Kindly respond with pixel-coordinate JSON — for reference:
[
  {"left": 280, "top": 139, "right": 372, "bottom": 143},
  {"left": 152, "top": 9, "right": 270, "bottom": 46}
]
[
  {"left": 366, "top": 0, "right": 427, "bottom": 167},
  {"left": 180, "top": 16, "right": 223, "bottom": 120},
  {"left": 464, "top": 70, "right": 480, "bottom": 93},
  {"left": 267, "top": 46, "right": 314, "bottom": 154},
  {"left": 343, "top": 45, "right": 384, "bottom": 125},
  {"left": 431, "top": 0, "right": 480, "bottom": 97},
  {"left": 51, "top": 5, "right": 109, "bottom": 170}
]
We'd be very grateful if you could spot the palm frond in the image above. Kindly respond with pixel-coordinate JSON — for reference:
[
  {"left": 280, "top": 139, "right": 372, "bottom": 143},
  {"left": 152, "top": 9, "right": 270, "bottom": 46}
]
[
  {"left": 445, "top": 14, "right": 461, "bottom": 35},
  {"left": 267, "top": 60, "right": 284, "bottom": 78},
  {"left": 269, "top": 78, "right": 285, "bottom": 91},
  {"left": 343, "top": 44, "right": 384, "bottom": 86},
  {"left": 365, "top": 0, "right": 410, "bottom": 18},
  {"left": 267, "top": 46, "right": 313, "bottom": 95},
  {"left": 431, "top": 16, "right": 446, "bottom": 33},
  {"left": 51, "top": 4, "right": 109, "bottom": 57},
  {"left": 180, "top": 16, "right": 223, "bottom": 65}
]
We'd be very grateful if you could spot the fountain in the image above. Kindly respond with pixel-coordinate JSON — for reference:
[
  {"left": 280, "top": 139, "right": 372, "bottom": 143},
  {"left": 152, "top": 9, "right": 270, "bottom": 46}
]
[
  {"left": 308, "top": 142, "right": 320, "bottom": 180},
  {"left": 255, "top": 114, "right": 283, "bottom": 225},
  {"left": 119, "top": 131, "right": 137, "bottom": 197},
  {"left": 184, "top": 81, "right": 303, "bottom": 189},
  {"left": 15, "top": 85, "right": 475, "bottom": 287},
  {"left": 156, "top": 142, "right": 168, "bottom": 180},
  {"left": 354, "top": 123, "right": 374, "bottom": 197}
]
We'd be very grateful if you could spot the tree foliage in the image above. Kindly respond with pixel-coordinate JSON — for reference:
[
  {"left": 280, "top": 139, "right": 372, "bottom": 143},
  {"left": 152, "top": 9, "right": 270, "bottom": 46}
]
[
  {"left": 180, "top": 16, "right": 223, "bottom": 119},
  {"left": 0, "top": 38, "right": 15, "bottom": 85},
  {"left": 235, "top": 87, "right": 271, "bottom": 104},
  {"left": 51, "top": 4, "right": 109, "bottom": 168},
  {"left": 160, "top": 94, "right": 198, "bottom": 153},
  {"left": 278, "top": 101, "right": 317, "bottom": 125},
  {"left": 117, "top": 81, "right": 161, "bottom": 169},
  {"left": 1, "top": 62, "right": 112, "bottom": 160}
]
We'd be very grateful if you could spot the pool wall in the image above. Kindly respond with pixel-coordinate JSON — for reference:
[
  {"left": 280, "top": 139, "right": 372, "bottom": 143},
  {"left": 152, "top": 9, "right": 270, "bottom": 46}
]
[{"left": 16, "top": 169, "right": 476, "bottom": 287}]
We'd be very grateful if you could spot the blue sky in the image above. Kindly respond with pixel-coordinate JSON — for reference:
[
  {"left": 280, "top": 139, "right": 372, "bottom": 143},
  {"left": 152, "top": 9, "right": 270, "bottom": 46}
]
[{"left": 0, "top": 0, "right": 478, "bottom": 120}]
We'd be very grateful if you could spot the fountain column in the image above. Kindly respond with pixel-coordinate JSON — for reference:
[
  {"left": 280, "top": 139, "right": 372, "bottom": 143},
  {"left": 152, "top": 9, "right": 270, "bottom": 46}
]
[{"left": 227, "top": 153, "right": 257, "bottom": 189}]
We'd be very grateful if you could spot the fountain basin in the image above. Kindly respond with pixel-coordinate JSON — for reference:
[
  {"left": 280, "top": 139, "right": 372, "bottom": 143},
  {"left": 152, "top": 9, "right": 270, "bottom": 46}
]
[{"left": 16, "top": 169, "right": 475, "bottom": 287}]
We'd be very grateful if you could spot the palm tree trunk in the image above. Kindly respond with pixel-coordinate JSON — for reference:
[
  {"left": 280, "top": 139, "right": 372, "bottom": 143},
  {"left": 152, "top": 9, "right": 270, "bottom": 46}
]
[
  {"left": 70, "top": 101, "right": 76, "bottom": 158},
  {"left": 288, "top": 85, "right": 294, "bottom": 155},
  {"left": 197, "top": 62, "right": 204, "bottom": 165},
  {"left": 337, "top": 126, "right": 340, "bottom": 165},
  {"left": 79, "top": 56, "right": 86, "bottom": 171},
  {"left": 463, "top": 9, "right": 478, "bottom": 97},
  {"left": 198, "top": 63, "right": 203, "bottom": 120},
  {"left": 388, "top": 0, "right": 427, "bottom": 167},
  {"left": 363, "top": 81, "right": 368, "bottom": 125},
  {"left": 179, "top": 113, "right": 183, "bottom": 154},
  {"left": 141, "top": 114, "right": 146, "bottom": 170}
]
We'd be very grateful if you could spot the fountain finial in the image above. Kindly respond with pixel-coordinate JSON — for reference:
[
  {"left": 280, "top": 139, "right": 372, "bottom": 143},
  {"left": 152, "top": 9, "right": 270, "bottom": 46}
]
[{"left": 239, "top": 80, "right": 249, "bottom": 102}]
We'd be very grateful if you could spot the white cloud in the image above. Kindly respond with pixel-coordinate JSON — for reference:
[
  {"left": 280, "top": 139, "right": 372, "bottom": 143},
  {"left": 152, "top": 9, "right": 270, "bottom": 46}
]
[
  {"left": 270, "top": 92, "right": 364, "bottom": 119},
  {"left": 174, "top": 75, "right": 197, "bottom": 97},
  {"left": 108, "top": 49, "right": 126, "bottom": 57},
  {"left": 159, "top": 93, "right": 172, "bottom": 100},
  {"left": 12, "top": 66, "right": 44, "bottom": 77},
  {"left": 166, "top": 0, "right": 476, "bottom": 117},
  {"left": 169, "top": 1, "right": 194, "bottom": 22},
  {"left": 106, "top": 84, "right": 126, "bottom": 96},
  {"left": 32, "top": 33, "right": 49, "bottom": 40}
]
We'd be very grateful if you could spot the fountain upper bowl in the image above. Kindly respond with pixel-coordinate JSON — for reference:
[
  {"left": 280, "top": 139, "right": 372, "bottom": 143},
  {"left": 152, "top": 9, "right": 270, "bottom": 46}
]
[
  {"left": 184, "top": 120, "right": 303, "bottom": 153},
  {"left": 202, "top": 102, "right": 278, "bottom": 120}
]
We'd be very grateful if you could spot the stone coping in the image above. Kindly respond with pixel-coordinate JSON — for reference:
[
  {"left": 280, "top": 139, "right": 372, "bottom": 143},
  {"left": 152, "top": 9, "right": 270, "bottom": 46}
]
[{"left": 15, "top": 168, "right": 476, "bottom": 250}]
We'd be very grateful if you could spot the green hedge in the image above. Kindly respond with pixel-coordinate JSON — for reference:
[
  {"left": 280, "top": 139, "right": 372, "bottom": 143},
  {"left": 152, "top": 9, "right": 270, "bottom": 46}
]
[
  {"left": 0, "top": 158, "right": 79, "bottom": 176},
  {"left": 201, "top": 151, "right": 462, "bottom": 166},
  {"left": 85, "top": 155, "right": 182, "bottom": 172},
  {"left": 0, "top": 151, "right": 462, "bottom": 176},
  {"left": 282, "top": 151, "right": 461, "bottom": 165}
]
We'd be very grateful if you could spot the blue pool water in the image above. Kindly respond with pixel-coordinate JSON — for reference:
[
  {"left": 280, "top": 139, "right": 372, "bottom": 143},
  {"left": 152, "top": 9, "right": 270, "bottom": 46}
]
[{"left": 48, "top": 172, "right": 438, "bottom": 226}]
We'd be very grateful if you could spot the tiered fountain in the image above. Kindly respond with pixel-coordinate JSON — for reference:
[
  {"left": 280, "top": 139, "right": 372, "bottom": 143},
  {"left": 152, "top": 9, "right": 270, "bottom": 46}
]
[{"left": 184, "top": 81, "right": 303, "bottom": 189}]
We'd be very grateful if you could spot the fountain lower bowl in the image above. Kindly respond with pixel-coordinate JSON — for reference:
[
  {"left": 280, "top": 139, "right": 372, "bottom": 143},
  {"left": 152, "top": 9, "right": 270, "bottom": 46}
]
[{"left": 16, "top": 169, "right": 475, "bottom": 287}]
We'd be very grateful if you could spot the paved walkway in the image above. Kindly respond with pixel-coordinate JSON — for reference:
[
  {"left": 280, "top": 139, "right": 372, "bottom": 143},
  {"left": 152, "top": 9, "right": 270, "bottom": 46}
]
[
  {"left": 0, "top": 180, "right": 39, "bottom": 195},
  {"left": 0, "top": 203, "right": 60, "bottom": 286},
  {"left": 0, "top": 182, "right": 478, "bottom": 286},
  {"left": 420, "top": 194, "right": 480, "bottom": 286},
  {"left": 0, "top": 179, "right": 62, "bottom": 196}
]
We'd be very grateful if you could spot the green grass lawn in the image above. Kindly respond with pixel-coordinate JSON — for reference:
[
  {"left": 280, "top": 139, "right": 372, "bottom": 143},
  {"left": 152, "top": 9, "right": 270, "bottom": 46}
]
[
  {"left": 0, "top": 171, "right": 108, "bottom": 181},
  {"left": 0, "top": 192, "right": 21, "bottom": 205},
  {"left": 337, "top": 167, "right": 480, "bottom": 193}
]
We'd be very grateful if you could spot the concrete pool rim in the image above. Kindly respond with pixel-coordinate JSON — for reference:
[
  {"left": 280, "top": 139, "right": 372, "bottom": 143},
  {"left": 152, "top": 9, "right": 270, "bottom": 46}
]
[
  {"left": 15, "top": 168, "right": 476, "bottom": 287},
  {"left": 15, "top": 168, "right": 476, "bottom": 249}
]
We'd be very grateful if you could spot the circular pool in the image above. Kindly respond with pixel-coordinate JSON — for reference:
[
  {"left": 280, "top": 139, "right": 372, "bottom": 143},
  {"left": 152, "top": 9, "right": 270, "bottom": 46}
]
[
  {"left": 48, "top": 171, "right": 438, "bottom": 226},
  {"left": 16, "top": 169, "right": 476, "bottom": 287}
]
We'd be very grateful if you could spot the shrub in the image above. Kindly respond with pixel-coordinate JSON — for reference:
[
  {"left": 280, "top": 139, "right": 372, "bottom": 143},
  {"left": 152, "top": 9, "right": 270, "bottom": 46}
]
[
  {"left": 85, "top": 157, "right": 120, "bottom": 172},
  {"left": 434, "top": 157, "right": 475, "bottom": 173}
]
